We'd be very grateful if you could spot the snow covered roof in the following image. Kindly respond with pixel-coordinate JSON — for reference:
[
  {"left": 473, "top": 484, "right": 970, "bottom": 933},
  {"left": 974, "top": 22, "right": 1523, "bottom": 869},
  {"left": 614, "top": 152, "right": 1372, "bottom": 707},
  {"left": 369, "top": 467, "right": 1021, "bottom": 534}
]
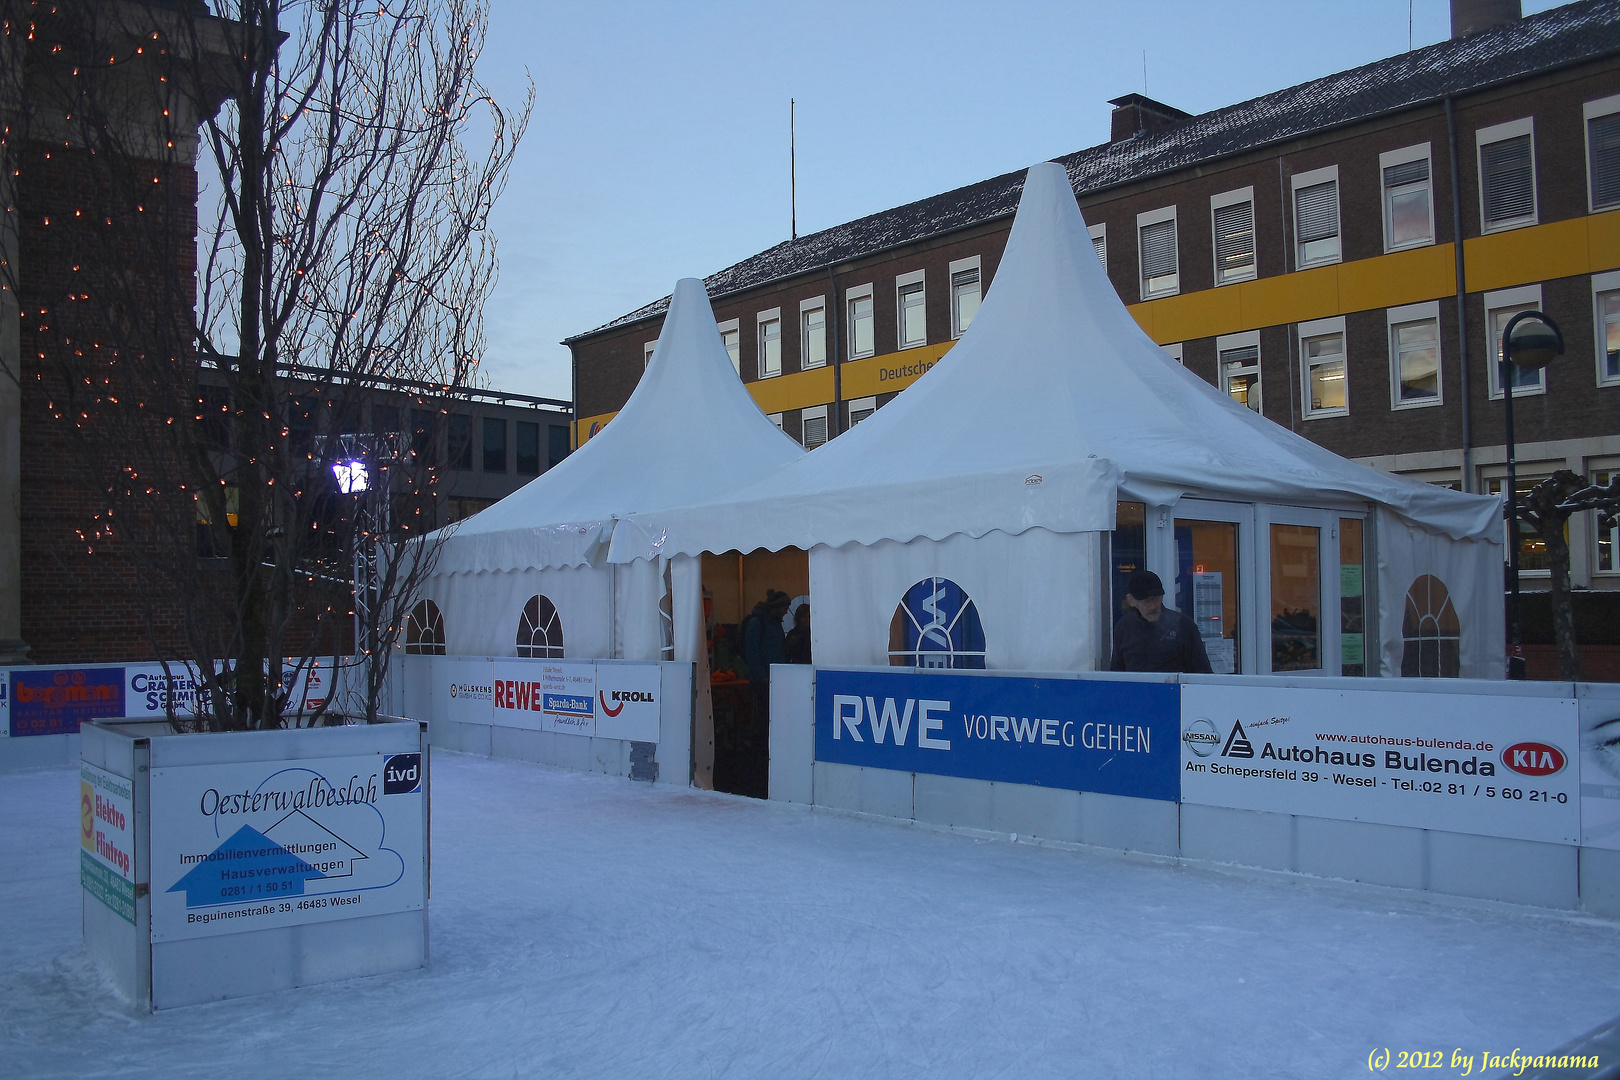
[
  {"left": 570, "top": 0, "right": 1620, "bottom": 341},
  {"left": 608, "top": 163, "right": 1502, "bottom": 562},
  {"left": 433, "top": 279, "right": 803, "bottom": 573}
]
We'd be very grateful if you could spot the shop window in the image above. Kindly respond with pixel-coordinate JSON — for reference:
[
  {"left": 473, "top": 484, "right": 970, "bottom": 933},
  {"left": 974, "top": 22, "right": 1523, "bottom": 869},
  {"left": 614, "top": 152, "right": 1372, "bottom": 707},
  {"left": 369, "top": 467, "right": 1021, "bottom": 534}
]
[
  {"left": 950, "top": 257, "right": 981, "bottom": 338},
  {"left": 1586, "top": 94, "right": 1620, "bottom": 212},
  {"left": 1381, "top": 144, "right": 1434, "bottom": 251},
  {"left": 1270, "top": 523, "right": 1322, "bottom": 672},
  {"left": 1291, "top": 166, "right": 1341, "bottom": 268},
  {"left": 483, "top": 417, "right": 507, "bottom": 473},
  {"left": 516, "top": 421, "right": 540, "bottom": 475},
  {"left": 1137, "top": 207, "right": 1179, "bottom": 299},
  {"left": 1484, "top": 286, "right": 1545, "bottom": 398},
  {"left": 757, "top": 309, "right": 782, "bottom": 378},
  {"left": 1401, "top": 575, "right": 1459, "bottom": 678},
  {"left": 1340, "top": 518, "right": 1367, "bottom": 676},
  {"left": 847, "top": 285, "right": 874, "bottom": 359},
  {"left": 888, "top": 577, "right": 985, "bottom": 669},
  {"left": 1175, "top": 516, "right": 1240, "bottom": 674},
  {"left": 1388, "top": 302, "right": 1442, "bottom": 409},
  {"left": 1211, "top": 187, "right": 1256, "bottom": 285},
  {"left": 1477, "top": 118, "right": 1537, "bottom": 233},
  {"left": 405, "top": 600, "right": 446, "bottom": 655},
  {"left": 516, "top": 595, "right": 564, "bottom": 658},
  {"left": 897, "top": 271, "right": 926, "bottom": 349},
  {"left": 800, "top": 298, "right": 827, "bottom": 370},
  {"left": 1300, "top": 317, "right": 1347, "bottom": 418},
  {"left": 1218, "top": 332, "right": 1261, "bottom": 413},
  {"left": 1594, "top": 271, "right": 1620, "bottom": 386},
  {"left": 717, "top": 319, "right": 741, "bottom": 374}
]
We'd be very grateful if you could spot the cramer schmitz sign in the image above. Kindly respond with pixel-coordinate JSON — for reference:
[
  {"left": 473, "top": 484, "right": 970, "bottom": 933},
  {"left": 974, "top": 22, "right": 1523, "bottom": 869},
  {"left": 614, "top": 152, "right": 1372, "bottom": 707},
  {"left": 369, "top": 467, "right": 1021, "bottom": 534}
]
[
  {"left": 487, "top": 660, "right": 660, "bottom": 743},
  {"left": 1180, "top": 683, "right": 1580, "bottom": 845}
]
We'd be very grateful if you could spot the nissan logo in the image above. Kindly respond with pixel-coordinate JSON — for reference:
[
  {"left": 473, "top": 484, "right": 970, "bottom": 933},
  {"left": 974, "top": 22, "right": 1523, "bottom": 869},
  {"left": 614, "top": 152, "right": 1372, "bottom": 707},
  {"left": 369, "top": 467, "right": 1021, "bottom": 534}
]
[{"left": 1184, "top": 717, "right": 1220, "bottom": 758}]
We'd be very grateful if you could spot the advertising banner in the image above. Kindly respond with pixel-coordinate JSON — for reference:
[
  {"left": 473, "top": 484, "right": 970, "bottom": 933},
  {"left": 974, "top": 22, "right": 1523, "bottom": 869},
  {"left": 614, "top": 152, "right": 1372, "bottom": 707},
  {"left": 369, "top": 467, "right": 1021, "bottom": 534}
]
[
  {"left": 1580, "top": 687, "right": 1620, "bottom": 851},
  {"left": 441, "top": 657, "right": 495, "bottom": 726},
  {"left": 124, "top": 663, "right": 210, "bottom": 718},
  {"left": 491, "top": 659, "right": 597, "bottom": 736},
  {"left": 593, "top": 662, "right": 661, "bottom": 743},
  {"left": 0, "top": 671, "right": 9, "bottom": 737},
  {"left": 80, "top": 762, "right": 136, "bottom": 924},
  {"left": 815, "top": 669, "right": 1180, "bottom": 801},
  {"left": 149, "top": 752, "right": 424, "bottom": 941},
  {"left": 10, "top": 668, "right": 125, "bottom": 737},
  {"left": 1181, "top": 683, "right": 1580, "bottom": 844}
]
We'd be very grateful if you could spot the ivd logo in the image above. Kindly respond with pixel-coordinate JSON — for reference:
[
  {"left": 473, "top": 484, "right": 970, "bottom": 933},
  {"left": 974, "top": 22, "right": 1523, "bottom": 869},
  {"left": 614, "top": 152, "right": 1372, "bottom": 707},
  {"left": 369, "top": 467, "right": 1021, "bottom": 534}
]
[{"left": 384, "top": 753, "right": 422, "bottom": 795}]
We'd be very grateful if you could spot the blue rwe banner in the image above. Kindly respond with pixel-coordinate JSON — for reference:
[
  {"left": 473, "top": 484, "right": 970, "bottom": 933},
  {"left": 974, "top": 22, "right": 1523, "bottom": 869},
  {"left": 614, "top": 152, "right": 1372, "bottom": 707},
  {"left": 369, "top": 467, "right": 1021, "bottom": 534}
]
[{"left": 815, "top": 669, "right": 1180, "bottom": 802}]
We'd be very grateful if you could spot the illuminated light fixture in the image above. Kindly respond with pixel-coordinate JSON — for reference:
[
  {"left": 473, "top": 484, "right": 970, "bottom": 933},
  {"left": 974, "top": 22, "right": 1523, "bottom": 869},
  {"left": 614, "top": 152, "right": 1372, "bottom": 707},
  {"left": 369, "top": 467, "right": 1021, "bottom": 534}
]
[{"left": 332, "top": 459, "right": 369, "bottom": 493}]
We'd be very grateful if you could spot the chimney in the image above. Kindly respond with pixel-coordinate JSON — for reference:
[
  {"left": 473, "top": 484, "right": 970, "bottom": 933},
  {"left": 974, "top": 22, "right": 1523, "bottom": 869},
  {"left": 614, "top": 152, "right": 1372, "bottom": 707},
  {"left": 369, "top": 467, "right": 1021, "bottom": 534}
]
[
  {"left": 1451, "top": 0, "right": 1520, "bottom": 38},
  {"left": 1108, "top": 94, "right": 1193, "bottom": 143}
]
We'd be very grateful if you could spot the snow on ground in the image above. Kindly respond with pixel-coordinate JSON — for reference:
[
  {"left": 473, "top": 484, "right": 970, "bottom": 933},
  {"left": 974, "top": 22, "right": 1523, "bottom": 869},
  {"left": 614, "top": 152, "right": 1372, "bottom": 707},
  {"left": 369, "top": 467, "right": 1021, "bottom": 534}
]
[{"left": 5, "top": 751, "right": 1620, "bottom": 1079}]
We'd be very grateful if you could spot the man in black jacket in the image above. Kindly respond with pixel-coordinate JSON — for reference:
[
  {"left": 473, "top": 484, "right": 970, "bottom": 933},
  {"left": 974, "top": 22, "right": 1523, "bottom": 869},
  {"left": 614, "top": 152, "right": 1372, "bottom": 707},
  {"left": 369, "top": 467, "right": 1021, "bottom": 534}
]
[{"left": 1109, "top": 570, "right": 1213, "bottom": 674}]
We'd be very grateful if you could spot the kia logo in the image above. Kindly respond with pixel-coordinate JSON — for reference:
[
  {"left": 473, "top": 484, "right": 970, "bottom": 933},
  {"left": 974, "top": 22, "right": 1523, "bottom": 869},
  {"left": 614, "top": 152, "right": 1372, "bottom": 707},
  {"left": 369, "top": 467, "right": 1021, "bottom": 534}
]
[{"left": 1502, "top": 742, "right": 1566, "bottom": 777}]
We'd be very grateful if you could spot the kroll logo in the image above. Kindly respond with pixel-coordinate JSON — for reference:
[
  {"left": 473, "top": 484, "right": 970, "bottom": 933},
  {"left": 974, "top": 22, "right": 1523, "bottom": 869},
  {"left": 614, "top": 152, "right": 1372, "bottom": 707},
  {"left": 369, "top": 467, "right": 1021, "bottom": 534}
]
[
  {"left": 1183, "top": 717, "right": 1220, "bottom": 758},
  {"left": 1501, "top": 742, "right": 1566, "bottom": 777},
  {"left": 1221, "top": 720, "right": 1255, "bottom": 759},
  {"left": 598, "top": 688, "right": 654, "bottom": 717}
]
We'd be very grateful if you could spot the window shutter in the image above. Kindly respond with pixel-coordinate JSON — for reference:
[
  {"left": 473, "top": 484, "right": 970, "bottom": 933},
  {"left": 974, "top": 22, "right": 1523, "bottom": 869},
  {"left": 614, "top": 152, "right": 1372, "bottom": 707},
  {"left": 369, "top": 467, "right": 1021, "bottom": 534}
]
[
  {"left": 1295, "top": 181, "right": 1339, "bottom": 243},
  {"left": 1383, "top": 158, "right": 1428, "bottom": 188},
  {"left": 1092, "top": 234, "right": 1106, "bottom": 263},
  {"left": 1482, "top": 135, "right": 1534, "bottom": 224},
  {"left": 1213, "top": 201, "right": 1255, "bottom": 274},
  {"left": 1139, "top": 219, "right": 1177, "bottom": 278},
  {"left": 803, "top": 414, "right": 828, "bottom": 449},
  {"left": 1591, "top": 115, "right": 1620, "bottom": 210}
]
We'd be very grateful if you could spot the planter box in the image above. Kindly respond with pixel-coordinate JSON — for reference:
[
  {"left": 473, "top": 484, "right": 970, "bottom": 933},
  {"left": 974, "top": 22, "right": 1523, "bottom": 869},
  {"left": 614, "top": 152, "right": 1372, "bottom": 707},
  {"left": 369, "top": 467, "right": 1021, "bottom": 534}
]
[{"left": 80, "top": 716, "right": 429, "bottom": 1010}]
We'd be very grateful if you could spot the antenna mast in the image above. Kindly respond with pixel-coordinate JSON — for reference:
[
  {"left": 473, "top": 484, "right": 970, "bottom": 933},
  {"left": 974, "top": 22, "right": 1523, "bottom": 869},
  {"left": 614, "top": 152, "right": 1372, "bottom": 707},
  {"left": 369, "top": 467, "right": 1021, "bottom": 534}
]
[{"left": 791, "top": 98, "right": 797, "bottom": 240}]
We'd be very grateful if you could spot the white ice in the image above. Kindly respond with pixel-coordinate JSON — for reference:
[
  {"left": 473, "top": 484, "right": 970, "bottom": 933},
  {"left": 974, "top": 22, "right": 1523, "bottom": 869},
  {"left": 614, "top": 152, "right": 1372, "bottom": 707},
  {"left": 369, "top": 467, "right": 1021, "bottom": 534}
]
[{"left": 5, "top": 752, "right": 1620, "bottom": 1079}]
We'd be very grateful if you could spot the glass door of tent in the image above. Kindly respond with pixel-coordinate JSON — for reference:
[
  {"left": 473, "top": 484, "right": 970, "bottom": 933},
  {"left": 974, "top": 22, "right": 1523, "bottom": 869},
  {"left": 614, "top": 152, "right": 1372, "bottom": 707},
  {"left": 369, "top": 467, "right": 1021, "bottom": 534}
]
[
  {"left": 1172, "top": 499, "right": 1257, "bottom": 675},
  {"left": 1261, "top": 507, "right": 1343, "bottom": 676}
]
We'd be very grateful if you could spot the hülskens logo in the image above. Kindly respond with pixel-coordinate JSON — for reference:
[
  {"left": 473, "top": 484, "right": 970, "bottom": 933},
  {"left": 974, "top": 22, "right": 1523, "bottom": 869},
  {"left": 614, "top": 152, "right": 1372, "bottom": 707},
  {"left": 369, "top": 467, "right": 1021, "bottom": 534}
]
[
  {"left": 1221, "top": 719, "right": 1255, "bottom": 759},
  {"left": 1183, "top": 717, "right": 1220, "bottom": 758},
  {"left": 1501, "top": 741, "right": 1566, "bottom": 776},
  {"left": 449, "top": 683, "right": 492, "bottom": 701},
  {"left": 598, "top": 688, "right": 654, "bottom": 717}
]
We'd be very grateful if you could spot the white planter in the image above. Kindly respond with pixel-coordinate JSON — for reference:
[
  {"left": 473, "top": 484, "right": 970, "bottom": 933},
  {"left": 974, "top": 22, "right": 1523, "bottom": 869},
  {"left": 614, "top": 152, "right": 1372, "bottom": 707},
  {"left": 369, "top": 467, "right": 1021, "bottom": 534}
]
[{"left": 79, "top": 716, "right": 429, "bottom": 1010}]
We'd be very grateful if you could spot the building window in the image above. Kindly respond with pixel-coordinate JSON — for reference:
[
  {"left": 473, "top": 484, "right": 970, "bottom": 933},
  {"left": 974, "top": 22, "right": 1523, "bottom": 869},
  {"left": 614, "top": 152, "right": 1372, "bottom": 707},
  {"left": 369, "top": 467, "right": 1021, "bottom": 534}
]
[
  {"left": 897, "top": 271, "right": 926, "bottom": 349},
  {"left": 1593, "top": 270, "right": 1620, "bottom": 386},
  {"left": 1484, "top": 284, "right": 1545, "bottom": 399},
  {"left": 1299, "top": 316, "right": 1347, "bottom": 418},
  {"left": 767, "top": 412, "right": 784, "bottom": 430},
  {"left": 1484, "top": 474, "right": 1554, "bottom": 573},
  {"left": 482, "top": 417, "right": 507, "bottom": 473},
  {"left": 1595, "top": 467, "right": 1619, "bottom": 574},
  {"left": 1162, "top": 342, "right": 1184, "bottom": 364},
  {"left": 1088, "top": 222, "right": 1106, "bottom": 266},
  {"left": 1218, "top": 331, "right": 1261, "bottom": 413},
  {"left": 717, "top": 318, "right": 741, "bottom": 373},
  {"left": 800, "top": 404, "right": 828, "bottom": 449},
  {"left": 447, "top": 414, "right": 473, "bottom": 470},
  {"left": 516, "top": 595, "right": 564, "bottom": 659},
  {"left": 548, "top": 424, "right": 570, "bottom": 467},
  {"left": 1477, "top": 118, "right": 1537, "bottom": 233},
  {"left": 1381, "top": 143, "right": 1433, "bottom": 251},
  {"left": 1387, "top": 301, "right": 1442, "bottom": 409},
  {"left": 800, "top": 297, "right": 827, "bottom": 369},
  {"left": 1211, "top": 187, "right": 1256, "bottom": 285},
  {"left": 1291, "top": 165, "right": 1340, "bottom": 268},
  {"left": 1137, "top": 206, "right": 1178, "bottom": 299},
  {"left": 847, "top": 396, "right": 876, "bottom": 426},
  {"left": 516, "top": 421, "right": 540, "bottom": 475},
  {"left": 405, "top": 600, "right": 446, "bottom": 655},
  {"left": 949, "top": 257, "right": 980, "bottom": 338},
  {"left": 757, "top": 309, "right": 782, "bottom": 378},
  {"left": 888, "top": 577, "right": 985, "bottom": 669},
  {"left": 1586, "top": 94, "right": 1620, "bottom": 212},
  {"left": 643, "top": 341, "right": 656, "bottom": 370},
  {"left": 847, "top": 284, "right": 874, "bottom": 359}
]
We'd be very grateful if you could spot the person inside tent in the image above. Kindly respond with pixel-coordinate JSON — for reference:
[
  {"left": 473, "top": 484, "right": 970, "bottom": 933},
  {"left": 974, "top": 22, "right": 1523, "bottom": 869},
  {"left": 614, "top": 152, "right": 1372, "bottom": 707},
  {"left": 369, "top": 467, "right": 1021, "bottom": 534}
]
[
  {"left": 1110, "top": 570, "right": 1212, "bottom": 674},
  {"left": 784, "top": 601, "right": 811, "bottom": 665},
  {"left": 742, "top": 590, "right": 792, "bottom": 716}
]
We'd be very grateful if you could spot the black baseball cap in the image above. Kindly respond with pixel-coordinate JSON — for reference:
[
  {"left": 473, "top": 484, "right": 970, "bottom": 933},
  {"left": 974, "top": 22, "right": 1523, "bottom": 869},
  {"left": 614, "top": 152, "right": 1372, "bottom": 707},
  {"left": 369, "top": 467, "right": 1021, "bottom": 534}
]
[{"left": 1127, "top": 570, "right": 1165, "bottom": 599}]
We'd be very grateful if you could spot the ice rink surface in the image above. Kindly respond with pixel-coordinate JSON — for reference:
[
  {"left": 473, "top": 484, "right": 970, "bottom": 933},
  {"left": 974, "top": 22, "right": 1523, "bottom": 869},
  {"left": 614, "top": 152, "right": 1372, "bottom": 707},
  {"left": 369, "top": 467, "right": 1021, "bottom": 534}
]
[{"left": 5, "top": 750, "right": 1620, "bottom": 1079}]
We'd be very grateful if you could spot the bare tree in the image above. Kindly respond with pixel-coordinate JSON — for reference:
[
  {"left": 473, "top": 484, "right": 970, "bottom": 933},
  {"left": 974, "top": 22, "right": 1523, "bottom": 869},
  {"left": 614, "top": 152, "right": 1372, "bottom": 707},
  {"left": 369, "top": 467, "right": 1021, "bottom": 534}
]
[
  {"left": 1517, "top": 471, "right": 1620, "bottom": 682},
  {"left": 1, "top": 0, "right": 529, "bottom": 727}
]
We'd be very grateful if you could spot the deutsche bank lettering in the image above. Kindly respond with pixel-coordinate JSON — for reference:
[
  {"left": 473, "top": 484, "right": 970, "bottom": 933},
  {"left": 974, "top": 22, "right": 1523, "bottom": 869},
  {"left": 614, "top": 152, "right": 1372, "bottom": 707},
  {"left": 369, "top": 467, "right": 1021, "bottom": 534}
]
[{"left": 816, "top": 670, "right": 1179, "bottom": 801}]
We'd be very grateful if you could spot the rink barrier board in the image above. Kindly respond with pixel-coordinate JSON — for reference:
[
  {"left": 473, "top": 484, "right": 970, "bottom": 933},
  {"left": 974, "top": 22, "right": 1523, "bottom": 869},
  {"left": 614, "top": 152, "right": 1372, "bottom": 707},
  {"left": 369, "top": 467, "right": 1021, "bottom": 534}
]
[{"left": 772, "top": 666, "right": 1620, "bottom": 918}]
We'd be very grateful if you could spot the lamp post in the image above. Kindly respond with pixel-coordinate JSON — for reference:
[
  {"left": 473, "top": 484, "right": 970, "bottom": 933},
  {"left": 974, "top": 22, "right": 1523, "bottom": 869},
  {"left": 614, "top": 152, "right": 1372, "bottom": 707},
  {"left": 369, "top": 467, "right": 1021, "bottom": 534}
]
[{"left": 1499, "top": 309, "right": 1563, "bottom": 680}]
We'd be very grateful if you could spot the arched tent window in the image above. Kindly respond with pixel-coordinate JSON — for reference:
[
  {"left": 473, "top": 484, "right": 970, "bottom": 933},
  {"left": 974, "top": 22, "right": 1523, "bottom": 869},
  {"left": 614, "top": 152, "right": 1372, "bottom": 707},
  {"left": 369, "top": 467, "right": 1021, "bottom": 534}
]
[
  {"left": 516, "top": 595, "right": 564, "bottom": 658},
  {"left": 1401, "top": 574, "right": 1459, "bottom": 678},
  {"left": 405, "top": 599, "right": 446, "bottom": 655},
  {"left": 888, "top": 576, "right": 986, "bottom": 668}
]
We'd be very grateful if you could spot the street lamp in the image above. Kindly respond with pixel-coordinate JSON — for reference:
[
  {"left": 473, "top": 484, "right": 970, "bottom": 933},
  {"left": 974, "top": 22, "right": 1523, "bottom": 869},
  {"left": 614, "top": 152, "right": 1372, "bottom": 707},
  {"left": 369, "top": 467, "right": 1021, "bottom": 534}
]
[{"left": 1499, "top": 309, "right": 1563, "bottom": 680}]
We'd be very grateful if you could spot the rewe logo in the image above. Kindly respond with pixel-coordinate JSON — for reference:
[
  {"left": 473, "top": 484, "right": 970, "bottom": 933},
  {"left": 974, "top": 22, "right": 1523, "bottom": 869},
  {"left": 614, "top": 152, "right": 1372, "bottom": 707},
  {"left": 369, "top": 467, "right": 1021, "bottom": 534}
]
[
  {"left": 1502, "top": 742, "right": 1565, "bottom": 777},
  {"left": 384, "top": 753, "right": 422, "bottom": 795},
  {"left": 1222, "top": 720, "right": 1255, "bottom": 759}
]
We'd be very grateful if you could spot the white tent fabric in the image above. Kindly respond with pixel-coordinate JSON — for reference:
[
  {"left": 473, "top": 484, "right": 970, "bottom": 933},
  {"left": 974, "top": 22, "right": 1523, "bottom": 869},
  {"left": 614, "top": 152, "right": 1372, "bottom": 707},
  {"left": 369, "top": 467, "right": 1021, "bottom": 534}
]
[
  {"left": 610, "top": 162, "right": 1501, "bottom": 566},
  {"left": 432, "top": 277, "right": 805, "bottom": 576},
  {"left": 1374, "top": 509, "right": 1505, "bottom": 680}
]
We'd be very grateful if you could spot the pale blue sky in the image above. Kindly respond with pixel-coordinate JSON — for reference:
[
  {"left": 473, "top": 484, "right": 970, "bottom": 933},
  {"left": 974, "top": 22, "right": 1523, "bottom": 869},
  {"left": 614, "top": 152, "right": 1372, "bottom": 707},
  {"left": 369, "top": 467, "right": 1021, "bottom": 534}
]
[{"left": 473, "top": 0, "right": 1562, "bottom": 401}]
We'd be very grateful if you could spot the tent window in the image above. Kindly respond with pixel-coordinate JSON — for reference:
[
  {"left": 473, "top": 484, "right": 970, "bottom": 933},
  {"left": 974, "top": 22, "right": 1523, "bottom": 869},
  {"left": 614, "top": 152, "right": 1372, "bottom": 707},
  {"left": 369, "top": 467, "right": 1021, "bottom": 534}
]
[
  {"left": 888, "top": 577, "right": 985, "bottom": 669},
  {"left": 406, "top": 600, "right": 446, "bottom": 655},
  {"left": 516, "top": 595, "right": 564, "bottom": 658},
  {"left": 1401, "top": 574, "right": 1459, "bottom": 678}
]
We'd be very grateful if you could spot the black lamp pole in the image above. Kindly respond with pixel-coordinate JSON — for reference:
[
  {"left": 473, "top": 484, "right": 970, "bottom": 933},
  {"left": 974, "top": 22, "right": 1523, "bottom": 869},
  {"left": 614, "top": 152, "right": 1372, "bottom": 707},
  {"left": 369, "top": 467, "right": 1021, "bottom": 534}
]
[{"left": 1498, "top": 309, "right": 1563, "bottom": 681}]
